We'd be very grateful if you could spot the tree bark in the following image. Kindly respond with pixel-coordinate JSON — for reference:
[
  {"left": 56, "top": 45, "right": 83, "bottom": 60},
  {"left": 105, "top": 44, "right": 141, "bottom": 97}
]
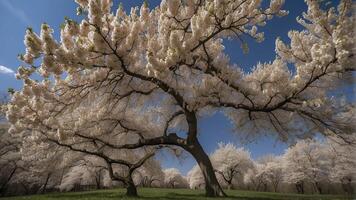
[
  {"left": 0, "top": 166, "right": 17, "bottom": 195},
  {"left": 41, "top": 173, "right": 51, "bottom": 194},
  {"left": 59, "top": 168, "right": 65, "bottom": 186},
  {"left": 341, "top": 178, "right": 353, "bottom": 195},
  {"left": 101, "top": 131, "right": 227, "bottom": 196},
  {"left": 273, "top": 183, "right": 278, "bottom": 192},
  {"left": 149, "top": 178, "right": 158, "bottom": 188},
  {"left": 296, "top": 181, "right": 304, "bottom": 194},
  {"left": 263, "top": 183, "right": 268, "bottom": 192},
  {"left": 21, "top": 182, "right": 30, "bottom": 195},
  {"left": 95, "top": 172, "right": 101, "bottom": 189},
  {"left": 315, "top": 181, "right": 322, "bottom": 194},
  {"left": 125, "top": 177, "right": 138, "bottom": 197},
  {"left": 256, "top": 182, "right": 261, "bottom": 191},
  {"left": 185, "top": 140, "right": 226, "bottom": 197}
]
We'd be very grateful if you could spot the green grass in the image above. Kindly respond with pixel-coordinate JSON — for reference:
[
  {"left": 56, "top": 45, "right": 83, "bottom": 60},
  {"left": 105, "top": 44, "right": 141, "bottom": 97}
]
[{"left": 1, "top": 188, "right": 354, "bottom": 200}]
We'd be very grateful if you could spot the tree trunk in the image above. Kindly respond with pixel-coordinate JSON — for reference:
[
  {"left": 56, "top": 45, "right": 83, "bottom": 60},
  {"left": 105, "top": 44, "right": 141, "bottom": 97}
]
[
  {"left": 59, "top": 168, "right": 65, "bottom": 186},
  {"left": 315, "top": 182, "right": 322, "bottom": 194},
  {"left": 263, "top": 183, "right": 268, "bottom": 192},
  {"left": 95, "top": 172, "right": 101, "bottom": 189},
  {"left": 256, "top": 182, "right": 261, "bottom": 191},
  {"left": 41, "top": 173, "right": 51, "bottom": 194},
  {"left": 0, "top": 166, "right": 17, "bottom": 195},
  {"left": 341, "top": 178, "right": 353, "bottom": 195},
  {"left": 125, "top": 177, "right": 138, "bottom": 197},
  {"left": 149, "top": 179, "right": 157, "bottom": 188},
  {"left": 273, "top": 183, "right": 278, "bottom": 192},
  {"left": 185, "top": 140, "right": 226, "bottom": 197},
  {"left": 21, "top": 182, "right": 30, "bottom": 195},
  {"left": 296, "top": 181, "right": 304, "bottom": 194}
]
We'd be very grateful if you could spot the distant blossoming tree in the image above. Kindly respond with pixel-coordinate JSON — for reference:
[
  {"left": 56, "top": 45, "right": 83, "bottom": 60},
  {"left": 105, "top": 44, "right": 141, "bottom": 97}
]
[
  {"left": 282, "top": 139, "right": 331, "bottom": 194},
  {"left": 244, "top": 162, "right": 269, "bottom": 192},
  {"left": 6, "top": 0, "right": 355, "bottom": 197},
  {"left": 163, "top": 168, "right": 188, "bottom": 188},
  {"left": 327, "top": 135, "right": 356, "bottom": 195},
  {"left": 135, "top": 158, "right": 165, "bottom": 188},
  {"left": 187, "top": 143, "right": 253, "bottom": 190},
  {"left": 187, "top": 164, "right": 205, "bottom": 189},
  {"left": 59, "top": 155, "right": 111, "bottom": 191},
  {"left": 20, "top": 140, "right": 68, "bottom": 194},
  {"left": 0, "top": 95, "right": 8, "bottom": 123},
  {"left": 257, "top": 155, "right": 284, "bottom": 192},
  {"left": 0, "top": 124, "right": 21, "bottom": 195},
  {"left": 211, "top": 143, "right": 253, "bottom": 190}
]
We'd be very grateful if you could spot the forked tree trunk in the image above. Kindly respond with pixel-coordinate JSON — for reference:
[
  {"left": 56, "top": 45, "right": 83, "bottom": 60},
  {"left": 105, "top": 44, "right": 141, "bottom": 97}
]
[
  {"left": 185, "top": 140, "right": 226, "bottom": 197},
  {"left": 125, "top": 177, "right": 138, "bottom": 197},
  {"left": 273, "top": 183, "right": 278, "bottom": 192}
]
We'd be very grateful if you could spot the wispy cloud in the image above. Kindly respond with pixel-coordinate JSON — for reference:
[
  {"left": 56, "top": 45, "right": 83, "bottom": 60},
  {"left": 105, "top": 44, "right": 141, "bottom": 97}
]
[
  {"left": 0, "top": 65, "right": 15, "bottom": 75},
  {"left": 1, "top": 0, "right": 31, "bottom": 25}
]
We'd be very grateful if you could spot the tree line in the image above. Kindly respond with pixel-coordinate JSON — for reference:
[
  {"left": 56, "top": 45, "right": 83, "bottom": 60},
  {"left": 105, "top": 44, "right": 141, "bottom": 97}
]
[{"left": 1, "top": 122, "right": 355, "bottom": 197}]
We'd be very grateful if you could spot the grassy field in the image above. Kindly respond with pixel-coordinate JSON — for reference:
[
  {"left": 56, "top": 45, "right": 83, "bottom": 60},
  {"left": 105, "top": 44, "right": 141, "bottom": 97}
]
[{"left": 1, "top": 188, "right": 354, "bottom": 200}]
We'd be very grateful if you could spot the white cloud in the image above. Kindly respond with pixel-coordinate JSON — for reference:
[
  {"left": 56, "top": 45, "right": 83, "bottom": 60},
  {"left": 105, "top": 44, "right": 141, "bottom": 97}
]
[
  {"left": 1, "top": 0, "right": 31, "bottom": 25},
  {"left": 0, "top": 65, "right": 15, "bottom": 74}
]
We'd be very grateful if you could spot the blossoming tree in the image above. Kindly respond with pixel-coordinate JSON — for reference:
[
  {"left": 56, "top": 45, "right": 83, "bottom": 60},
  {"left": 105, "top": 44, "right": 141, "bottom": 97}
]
[
  {"left": 0, "top": 124, "right": 21, "bottom": 195},
  {"left": 187, "top": 164, "right": 205, "bottom": 189},
  {"left": 282, "top": 139, "right": 331, "bottom": 194},
  {"left": 211, "top": 143, "right": 253, "bottom": 189},
  {"left": 59, "top": 155, "right": 112, "bottom": 191},
  {"left": 20, "top": 140, "right": 68, "bottom": 194},
  {"left": 256, "top": 155, "right": 284, "bottom": 192},
  {"left": 0, "top": 95, "right": 8, "bottom": 123},
  {"left": 163, "top": 168, "right": 188, "bottom": 188},
  {"left": 6, "top": 87, "right": 161, "bottom": 196},
  {"left": 135, "top": 158, "right": 165, "bottom": 188},
  {"left": 244, "top": 162, "right": 269, "bottom": 192},
  {"left": 6, "top": 0, "right": 355, "bottom": 197},
  {"left": 187, "top": 143, "right": 253, "bottom": 190},
  {"left": 327, "top": 135, "right": 356, "bottom": 195}
]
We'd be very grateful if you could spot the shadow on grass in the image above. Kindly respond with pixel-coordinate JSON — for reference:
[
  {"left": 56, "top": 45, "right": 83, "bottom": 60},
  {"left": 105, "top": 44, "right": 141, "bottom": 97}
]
[
  {"left": 46, "top": 191, "right": 120, "bottom": 199},
  {"left": 162, "top": 192, "right": 353, "bottom": 200},
  {"left": 46, "top": 191, "right": 277, "bottom": 200},
  {"left": 34, "top": 190, "right": 354, "bottom": 200},
  {"left": 163, "top": 192, "right": 289, "bottom": 200}
]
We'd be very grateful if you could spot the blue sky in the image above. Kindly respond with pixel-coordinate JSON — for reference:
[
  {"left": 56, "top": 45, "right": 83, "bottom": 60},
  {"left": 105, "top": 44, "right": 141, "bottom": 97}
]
[{"left": 0, "top": 0, "right": 346, "bottom": 175}]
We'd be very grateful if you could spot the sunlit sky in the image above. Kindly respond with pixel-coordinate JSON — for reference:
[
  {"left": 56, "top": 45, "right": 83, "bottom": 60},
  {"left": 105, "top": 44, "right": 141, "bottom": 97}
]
[{"left": 0, "top": 0, "right": 348, "bottom": 175}]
